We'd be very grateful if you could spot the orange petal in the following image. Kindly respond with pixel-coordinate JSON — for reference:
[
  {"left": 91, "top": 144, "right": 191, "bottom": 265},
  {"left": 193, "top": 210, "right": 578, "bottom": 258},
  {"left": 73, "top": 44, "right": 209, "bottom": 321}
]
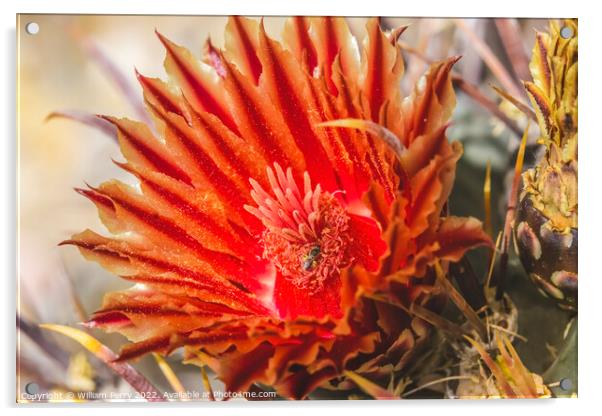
[
  {"left": 62, "top": 230, "right": 269, "bottom": 314},
  {"left": 309, "top": 17, "right": 359, "bottom": 93},
  {"left": 256, "top": 23, "right": 339, "bottom": 191},
  {"left": 224, "top": 16, "right": 262, "bottom": 84},
  {"left": 396, "top": 57, "right": 458, "bottom": 146},
  {"left": 136, "top": 70, "right": 186, "bottom": 119},
  {"left": 101, "top": 116, "right": 192, "bottom": 185},
  {"left": 220, "top": 53, "right": 306, "bottom": 175},
  {"left": 434, "top": 216, "right": 493, "bottom": 261},
  {"left": 282, "top": 16, "right": 318, "bottom": 74},
  {"left": 361, "top": 18, "right": 404, "bottom": 122},
  {"left": 157, "top": 31, "right": 239, "bottom": 134}
]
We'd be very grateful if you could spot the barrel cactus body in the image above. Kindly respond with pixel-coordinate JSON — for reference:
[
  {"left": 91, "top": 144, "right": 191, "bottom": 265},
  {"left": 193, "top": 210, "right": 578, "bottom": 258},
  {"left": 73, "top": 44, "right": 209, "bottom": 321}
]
[{"left": 514, "top": 20, "right": 578, "bottom": 310}]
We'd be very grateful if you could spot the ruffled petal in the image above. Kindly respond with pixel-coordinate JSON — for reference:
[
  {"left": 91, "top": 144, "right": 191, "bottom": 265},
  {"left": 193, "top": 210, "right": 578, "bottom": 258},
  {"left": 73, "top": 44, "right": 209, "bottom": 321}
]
[
  {"left": 433, "top": 216, "right": 493, "bottom": 261},
  {"left": 390, "top": 57, "right": 458, "bottom": 147}
]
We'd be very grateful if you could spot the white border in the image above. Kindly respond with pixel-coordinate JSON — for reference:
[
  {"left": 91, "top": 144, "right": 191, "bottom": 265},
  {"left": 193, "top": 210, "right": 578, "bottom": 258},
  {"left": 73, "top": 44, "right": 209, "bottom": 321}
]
[
  {"left": 2, "top": 0, "right": 583, "bottom": 17},
  {"left": 3, "top": 0, "right": 600, "bottom": 415}
]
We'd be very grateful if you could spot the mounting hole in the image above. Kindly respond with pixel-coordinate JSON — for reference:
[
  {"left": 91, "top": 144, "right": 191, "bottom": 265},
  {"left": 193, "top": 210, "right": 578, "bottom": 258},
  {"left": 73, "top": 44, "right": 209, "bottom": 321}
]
[
  {"left": 559, "top": 378, "right": 573, "bottom": 391},
  {"left": 25, "top": 382, "right": 39, "bottom": 395},
  {"left": 560, "top": 26, "right": 573, "bottom": 39},
  {"left": 25, "top": 22, "right": 39, "bottom": 35}
]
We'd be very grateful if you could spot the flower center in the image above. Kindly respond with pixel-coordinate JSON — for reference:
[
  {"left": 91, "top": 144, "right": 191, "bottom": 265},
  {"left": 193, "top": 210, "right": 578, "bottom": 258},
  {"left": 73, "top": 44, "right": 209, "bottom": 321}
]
[{"left": 245, "top": 164, "right": 352, "bottom": 293}]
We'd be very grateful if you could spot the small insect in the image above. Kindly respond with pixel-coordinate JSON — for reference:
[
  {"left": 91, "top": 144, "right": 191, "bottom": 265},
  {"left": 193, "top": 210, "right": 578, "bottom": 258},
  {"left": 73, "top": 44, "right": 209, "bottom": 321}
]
[{"left": 302, "top": 245, "right": 321, "bottom": 271}]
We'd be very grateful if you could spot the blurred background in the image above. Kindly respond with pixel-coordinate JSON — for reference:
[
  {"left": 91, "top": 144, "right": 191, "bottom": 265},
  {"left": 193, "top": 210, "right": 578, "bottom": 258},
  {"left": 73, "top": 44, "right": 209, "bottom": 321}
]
[{"left": 18, "top": 15, "right": 567, "bottom": 401}]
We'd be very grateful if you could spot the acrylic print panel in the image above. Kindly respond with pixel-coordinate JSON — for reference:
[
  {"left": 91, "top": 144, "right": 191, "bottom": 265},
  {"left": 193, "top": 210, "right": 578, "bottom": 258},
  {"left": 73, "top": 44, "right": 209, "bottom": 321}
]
[{"left": 16, "top": 14, "right": 577, "bottom": 402}]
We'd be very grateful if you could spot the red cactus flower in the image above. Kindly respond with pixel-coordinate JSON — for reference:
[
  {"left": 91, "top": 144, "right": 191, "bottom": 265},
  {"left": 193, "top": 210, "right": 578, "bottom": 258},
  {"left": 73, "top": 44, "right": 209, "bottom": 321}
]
[{"left": 62, "top": 16, "right": 491, "bottom": 399}]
